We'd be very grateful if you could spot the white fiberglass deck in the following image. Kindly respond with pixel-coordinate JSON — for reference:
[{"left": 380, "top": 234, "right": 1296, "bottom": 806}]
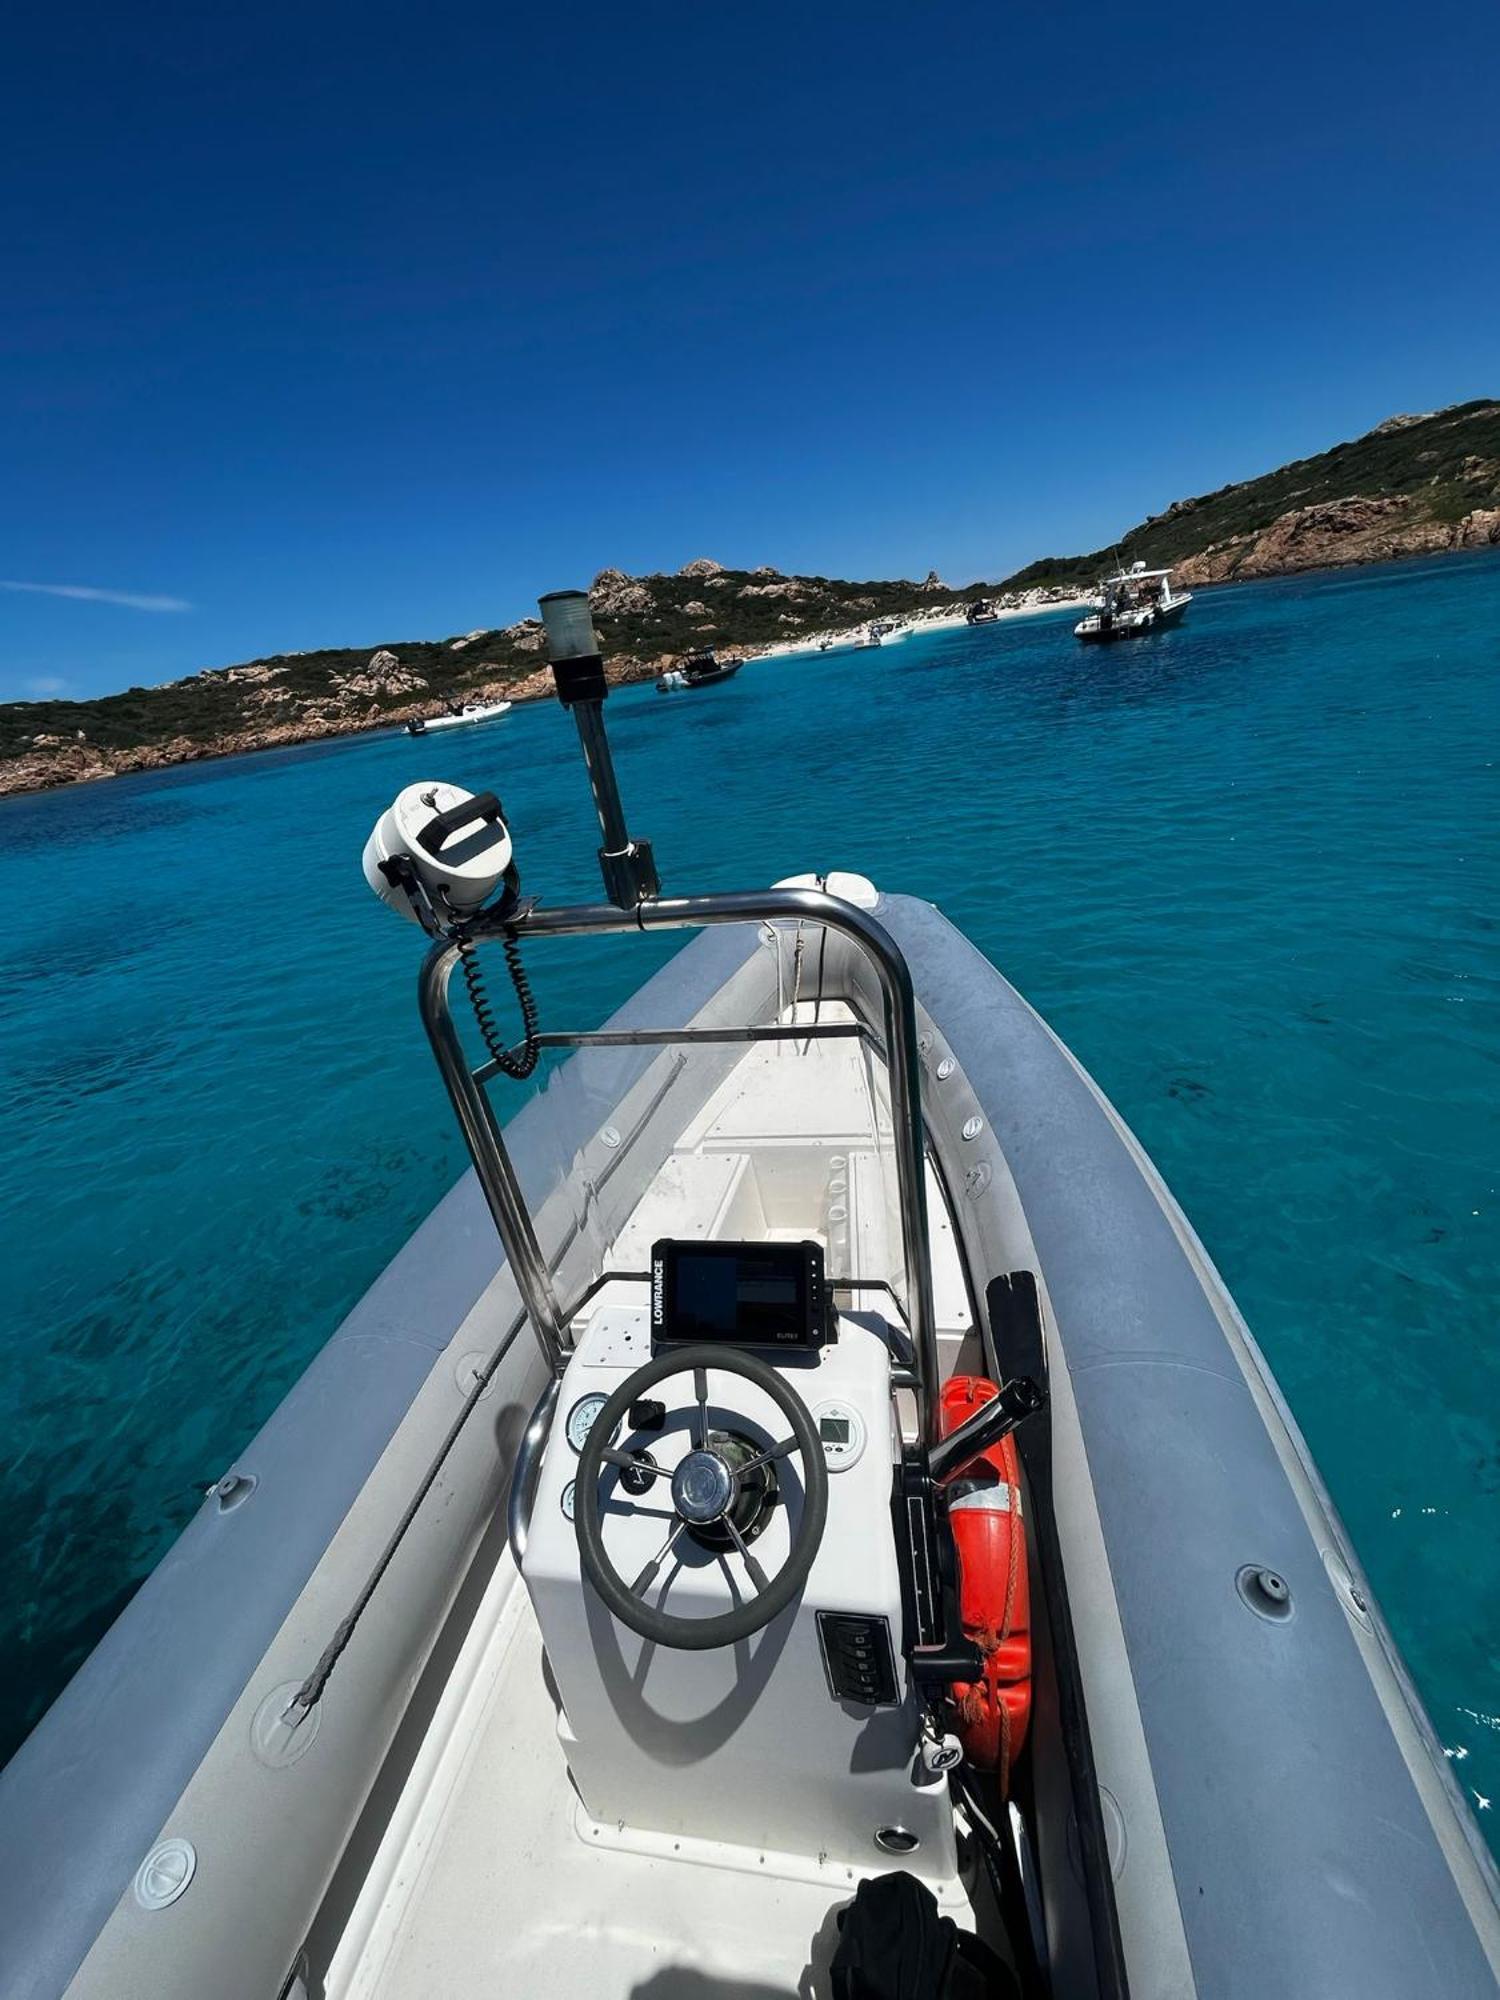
[{"left": 331, "top": 1577, "right": 977, "bottom": 2000}]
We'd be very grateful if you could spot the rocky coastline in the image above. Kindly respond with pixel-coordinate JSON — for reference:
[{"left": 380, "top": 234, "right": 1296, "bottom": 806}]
[
  {"left": 0, "top": 582, "right": 1087, "bottom": 801},
  {"left": 3, "top": 533, "right": 1495, "bottom": 803},
  {"left": 0, "top": 653, "right": 663, "bottom": 801},
  {"left": 6, "top": 401, "right": 1499, "bottom": 800},
  {"left": 0, "top": 561, "right": 1033, "bottom": 801},
  {"left": 1170, "top": 494, "right": 1500, "bottom": 587}
]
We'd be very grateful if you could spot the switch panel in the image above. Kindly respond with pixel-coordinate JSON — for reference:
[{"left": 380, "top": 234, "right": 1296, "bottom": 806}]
[{"left": 818, "top": 1612, "right": 899, "bottom": 1706}]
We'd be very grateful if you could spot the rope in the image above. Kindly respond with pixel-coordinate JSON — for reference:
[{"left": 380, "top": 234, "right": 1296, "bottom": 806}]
[
  {"left": 285, "top": 1308, "right": 525, "bottom": 1719},
  {"left": 999, "top": 1433, "right": 1021, "bottom": 1645}
]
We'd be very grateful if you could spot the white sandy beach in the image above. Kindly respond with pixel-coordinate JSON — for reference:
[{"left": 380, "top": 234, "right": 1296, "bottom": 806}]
[{"left": 750, "top": 590, "right": 1095, "bottom": 661}]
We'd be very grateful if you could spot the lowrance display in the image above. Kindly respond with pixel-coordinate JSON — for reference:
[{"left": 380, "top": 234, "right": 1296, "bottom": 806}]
[{"left": 651, "top": 1239, "right": 828, "bottom": 1350}]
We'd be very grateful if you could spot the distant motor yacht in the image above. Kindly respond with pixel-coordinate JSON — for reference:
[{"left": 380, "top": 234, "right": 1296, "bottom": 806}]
[{"left": 1074, "top": 561, "right": 1191, "bottom": 642}]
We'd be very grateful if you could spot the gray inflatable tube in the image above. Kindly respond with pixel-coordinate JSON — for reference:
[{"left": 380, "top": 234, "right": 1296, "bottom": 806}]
[
  {"left": 0, "top": 896, "right": 1496, "bottom": 2000},
  {"left": 873, "top": 893, "right": 1500, "bottom": 1999}
]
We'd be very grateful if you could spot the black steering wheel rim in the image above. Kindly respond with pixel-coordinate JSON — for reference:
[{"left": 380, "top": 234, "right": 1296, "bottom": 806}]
[{"left": 574, "top": 1343, "right": 829, "bottom": 1650}]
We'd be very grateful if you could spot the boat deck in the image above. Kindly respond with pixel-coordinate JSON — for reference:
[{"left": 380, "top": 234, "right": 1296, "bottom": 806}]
[{"left": 328, "top": 1576, "right": 949, "bottom": 2000}]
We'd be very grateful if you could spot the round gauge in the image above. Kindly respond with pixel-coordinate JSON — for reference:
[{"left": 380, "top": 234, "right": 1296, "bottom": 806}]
[
  {"left": 566, "top": 1391, "right": 616, "bottom": 1455},
  {"left": 560, "top": 1479, "right": 576, "bottom": 1522}
]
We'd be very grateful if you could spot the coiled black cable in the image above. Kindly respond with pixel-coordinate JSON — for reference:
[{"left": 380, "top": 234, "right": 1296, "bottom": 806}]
[{"left": 455, "top": 923, "right": 540, "bottom": 1079}]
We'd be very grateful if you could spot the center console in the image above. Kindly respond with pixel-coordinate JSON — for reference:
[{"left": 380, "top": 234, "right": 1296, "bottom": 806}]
[{"left": 521, "top": 1299, "right": 959, "bottom": 1881}]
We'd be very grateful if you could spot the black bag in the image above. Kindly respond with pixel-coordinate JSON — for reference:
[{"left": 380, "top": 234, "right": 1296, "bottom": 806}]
[{"left": 830, "top": 1871, "right": 1021, "bottom": 2000}]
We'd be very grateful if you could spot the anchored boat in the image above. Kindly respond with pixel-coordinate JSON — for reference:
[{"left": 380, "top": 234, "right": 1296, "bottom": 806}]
[
  {"left": 406, "top": 697, "right": 513, "bottom": 735},
  {"left": 3, "top": 585, "right": 1498, "bottom": 2000},
  {"left": 1074, "top": 562, "right": 1191, "bottom": 642},
  {"left": 655, "top": 649, "right": 743, "bottom": 693}
]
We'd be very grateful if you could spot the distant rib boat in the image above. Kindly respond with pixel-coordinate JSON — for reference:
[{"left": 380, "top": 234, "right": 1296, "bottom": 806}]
[
  {"left": 1074, "top": 561, "right": 1191, "bottom": 642},
  {"left": 656, "top": 649, "right": 743, "bottom": 693},
  {"left": 406, "top": 698, "right": 513, "bottom": 735}
]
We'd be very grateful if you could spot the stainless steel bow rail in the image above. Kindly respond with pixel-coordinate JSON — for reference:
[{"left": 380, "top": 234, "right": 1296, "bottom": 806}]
[{"left": 417, "top": 883, "right": 945, "bottom": 1446}]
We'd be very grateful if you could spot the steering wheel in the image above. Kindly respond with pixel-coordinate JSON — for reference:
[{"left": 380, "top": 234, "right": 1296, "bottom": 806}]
[{"left": 574, "top": 1344, "right": 829, "bottom": 1650}]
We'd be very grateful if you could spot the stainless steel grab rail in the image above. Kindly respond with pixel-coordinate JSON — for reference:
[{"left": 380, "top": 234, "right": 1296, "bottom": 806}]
[{"left": 418, "top": 885, "right": 941, "bottom": 1445}]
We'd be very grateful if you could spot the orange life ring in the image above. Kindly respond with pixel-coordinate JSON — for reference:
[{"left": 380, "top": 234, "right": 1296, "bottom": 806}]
[{"left": 938, "top": 1375, "right": 1033, "bottom": 1789}]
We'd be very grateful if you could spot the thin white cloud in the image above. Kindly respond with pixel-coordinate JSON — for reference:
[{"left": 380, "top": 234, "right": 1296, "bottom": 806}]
[
  {"left": 23, "top": 675, "right": 71, "bottom": 696},
  {"left": 1, "top": 579, "right": 191, "bottom": 613}
]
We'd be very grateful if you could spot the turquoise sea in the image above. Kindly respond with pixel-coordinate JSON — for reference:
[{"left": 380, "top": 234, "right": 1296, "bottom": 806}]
[{"left": 2, "top": 553, "right": 1498, "bottom": 1843}]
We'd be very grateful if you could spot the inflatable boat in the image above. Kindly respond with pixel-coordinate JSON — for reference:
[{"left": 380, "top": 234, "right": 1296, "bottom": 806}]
[
  {"left": 655, "top": 649, "right": 743, "bottom": 692},
  {"left": 2, "top": 589, "right": 1497, "bottom": 2000},
  {"left": 405, "top": 697, "right": 512, "bottom": 735}
]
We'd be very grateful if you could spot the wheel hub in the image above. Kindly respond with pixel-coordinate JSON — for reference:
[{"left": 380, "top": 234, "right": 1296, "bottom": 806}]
[{"left": 672, "top": 1449, "right": 734, "bottom": 1524}]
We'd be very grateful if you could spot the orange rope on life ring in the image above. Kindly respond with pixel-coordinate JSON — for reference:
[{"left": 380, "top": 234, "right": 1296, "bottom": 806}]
[{"left": 938, "top": 1376, "right": 1034, "bottom": 1791}]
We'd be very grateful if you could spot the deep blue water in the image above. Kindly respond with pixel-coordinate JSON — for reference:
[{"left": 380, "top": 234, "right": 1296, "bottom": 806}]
[{"left": 3, "top": 553, "right": 1498, "bottom": 1840}]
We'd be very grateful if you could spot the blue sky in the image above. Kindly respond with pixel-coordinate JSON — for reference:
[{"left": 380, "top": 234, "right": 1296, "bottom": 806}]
[{"left": 4, "top": 0, "right": 1498, "bottom": 701}]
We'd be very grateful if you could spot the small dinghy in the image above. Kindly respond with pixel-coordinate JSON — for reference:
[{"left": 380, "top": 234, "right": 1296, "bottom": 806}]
[
  {"left": 3, "top": 586, "right": 1497, "bottom": 2000},
  {"left": 656, "top": 649, "right": 742, "bottom": 692},
  {"left": 1074, "top": 562, "right": 1191, "bottom": 642},
  {"left": 406, "top": 697, "right": 513, "bottom": 735}
]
